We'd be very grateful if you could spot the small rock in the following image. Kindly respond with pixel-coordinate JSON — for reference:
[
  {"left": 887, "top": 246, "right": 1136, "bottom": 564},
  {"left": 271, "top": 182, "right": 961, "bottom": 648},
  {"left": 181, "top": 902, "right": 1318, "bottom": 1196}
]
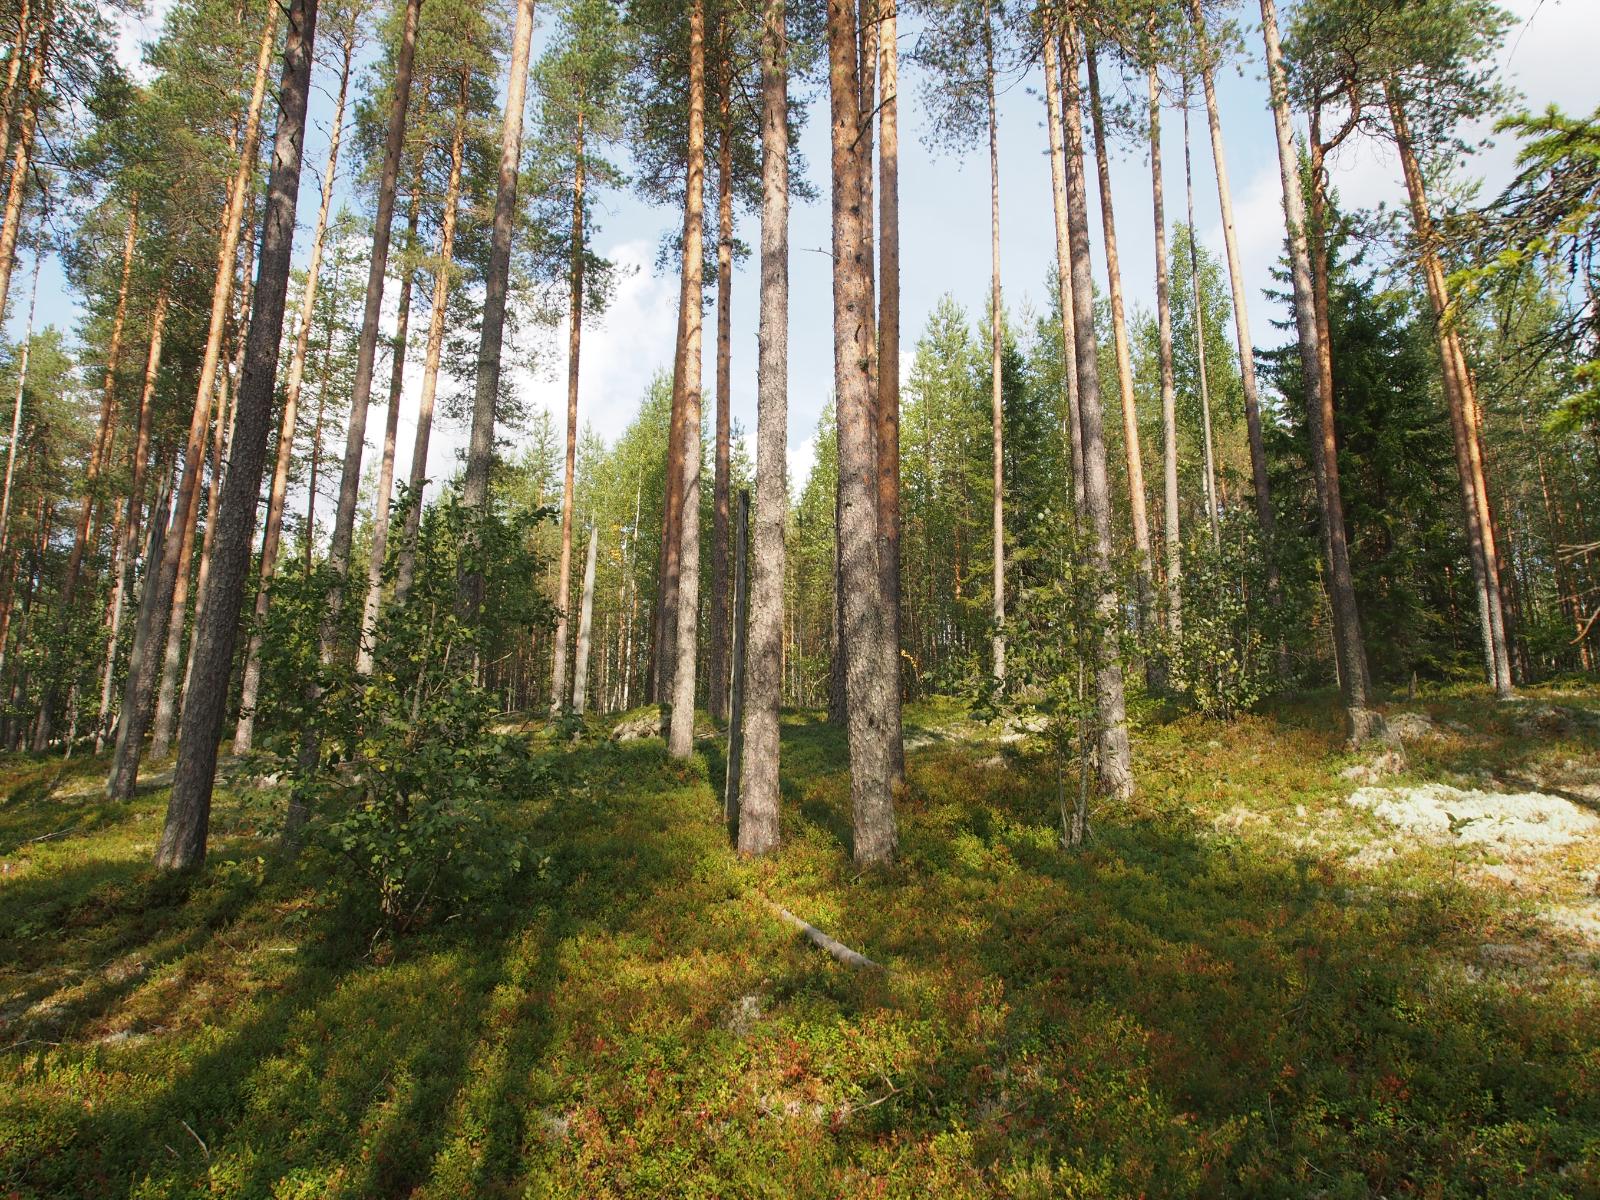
[
  {"left": 1387, "top": 711, "right": 1441, "bottom": 742},
  {"left": 611, "top": 712, "right": 663, "bottom": 742},
  {"left": 724, "top": 993, "right": 765, "bottom": 1035}
]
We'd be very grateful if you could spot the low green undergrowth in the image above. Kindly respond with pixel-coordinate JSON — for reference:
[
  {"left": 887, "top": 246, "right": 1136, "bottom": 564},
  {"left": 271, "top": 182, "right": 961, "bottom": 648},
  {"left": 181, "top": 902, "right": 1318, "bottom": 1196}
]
[{"left": 2, "top": 689, "right": 1597, "bottom": 1197}]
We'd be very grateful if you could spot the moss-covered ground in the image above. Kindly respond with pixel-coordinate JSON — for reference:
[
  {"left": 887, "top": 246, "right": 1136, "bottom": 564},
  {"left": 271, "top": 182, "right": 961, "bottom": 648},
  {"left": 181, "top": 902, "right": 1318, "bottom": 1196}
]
[{"left": 3, "top": 688, "right": 1598, "bottom": 1197}]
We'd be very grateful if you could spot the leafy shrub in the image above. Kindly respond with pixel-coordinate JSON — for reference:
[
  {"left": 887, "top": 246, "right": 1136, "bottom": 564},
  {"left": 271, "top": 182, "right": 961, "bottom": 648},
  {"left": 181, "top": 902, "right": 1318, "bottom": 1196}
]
[
  {"left": 322, "top": 675, "right": 541, "bottom": 933},
  {"left": 1161, "top": 514, "right": 1275, "bottom": 720}
]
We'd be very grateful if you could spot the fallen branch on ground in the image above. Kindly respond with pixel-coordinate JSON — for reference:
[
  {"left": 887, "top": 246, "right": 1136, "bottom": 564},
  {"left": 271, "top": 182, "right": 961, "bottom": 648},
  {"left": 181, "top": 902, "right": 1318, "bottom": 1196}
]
[{"left": 764, "top": 899, "right": 885, "bottom": 971}]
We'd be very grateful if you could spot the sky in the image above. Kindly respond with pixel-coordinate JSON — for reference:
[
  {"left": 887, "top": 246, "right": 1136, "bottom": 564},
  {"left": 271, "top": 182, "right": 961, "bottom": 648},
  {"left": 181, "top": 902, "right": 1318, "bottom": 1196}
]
[{"left": 23, "top": 0, "right": 1600, "bottom": 505}]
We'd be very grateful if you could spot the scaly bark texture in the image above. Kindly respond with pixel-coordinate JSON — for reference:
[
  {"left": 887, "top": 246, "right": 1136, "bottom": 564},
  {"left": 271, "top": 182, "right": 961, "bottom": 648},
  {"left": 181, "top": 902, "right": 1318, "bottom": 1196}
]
[
  {"left": 158, "top": 0, "right": 319, "bottom": 871},
  {"left": 1062, "top": 17, "right": 1133, "bottom": 801},
  {"left": 827, "top": 0, "right": 897, "bottom": 864},
  {"left": 737, "top": 0, "right": 788, "bottom": 857},
  {"left": 877, "top": 0, "right": 905, "bottom": 784},
  {"left": 1259, "top": 0, "right": 1381, "bottom": 744},
  {"left": 233, "top": 20, "right": 354, "bottom": 752},
  {"left": 461, "top": 0, "right": 536, "bottom": 522},
  {"left": 667, "top": 0, "right": 708, "bottom": 760}
]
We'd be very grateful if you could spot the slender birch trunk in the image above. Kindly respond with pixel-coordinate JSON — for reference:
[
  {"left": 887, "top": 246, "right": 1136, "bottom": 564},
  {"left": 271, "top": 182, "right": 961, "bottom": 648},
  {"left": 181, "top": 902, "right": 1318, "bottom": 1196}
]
[
  {"left": 232, "top": 21, "right": 353, "bottom": 751},
  {"left": 667, "top": 0, "right": 708, "bottom": 759},
  {"left": 108, "top": 5, "right": 276, "bottom": 799},
  {"left": 738, "top": 0, "right": 789, "bottom": 856},
  {"left": 394, "top": 76, "right": 469, "bottom": 606},
  {"left": 1063, "top": 16, "right": 1133, "bottom": 802},
  {"left": 1259, "top": 0, "right": 1380, "bottom": 744},
  {"left": 160, "top": 0, "right": 319, "bottom": 871},
  {"left": 572, "top": 524, "right": 598, "bottom": 713},
  {"left": 1183, "top": 101, "right": 1222, "bottom": 551},
  {"left": 827, "top": 0, "right": 896, "bottom": 863},
  {"left": 551, "top": 109, "right": 587, "bottom": 709}
]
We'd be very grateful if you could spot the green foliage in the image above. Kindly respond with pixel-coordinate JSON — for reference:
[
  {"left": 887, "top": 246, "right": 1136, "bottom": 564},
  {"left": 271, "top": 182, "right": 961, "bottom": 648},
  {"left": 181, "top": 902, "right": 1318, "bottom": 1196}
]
[
  {"left": 321, "top": 676, "right": 539, "bottom": 934},
  {"left": 1160, "top": 516, "right": 1274, "bottom": 720},
  {"left": 996, "top": 506, "right": 1108, "bottom": 846}
]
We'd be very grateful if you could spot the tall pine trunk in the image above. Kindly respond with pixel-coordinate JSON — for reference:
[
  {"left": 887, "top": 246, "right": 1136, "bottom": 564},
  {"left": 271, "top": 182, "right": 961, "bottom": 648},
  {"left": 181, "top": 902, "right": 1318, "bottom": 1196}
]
[
  {"left": 394, "top": 77, "right": 469, "bottom": 605},
  {"left": 983, "top": 2, "right": 1004, "bottom": 685},
  {"left": 551, "top": 111, "right": 587, "bottom": 709},
  {"left": 107, "top": 5, "right": 277, "bottom": 800},
  {"left": 708, "top": 46, "right": 733, "bottom": 723},
  {"left": 736, "top": 0, "right": 789, "bottom": 857},
  {"left": 667, "top": 0, "right": 708, "bottom": 760},
  {"left": 460, "top": 0, "right": 536, "bottom": 521},
  {"left": 1041, "top": 20, "right": 1083, "bottom": 510},
  {"left": 232, "top": 20, "right": 353, "bottom": 752},
  {"left": 316, "top": 0, "right": 420, "bottom": 659},
  {"left": 0, "top": 2, "right": 46, "bottom": 328},
  {"left": 64, "top": 199, "right": 139, "bottom": 605},
  {"left": 1258, "top": 0, "right": 1381, "bottom": 744},
  {"left": 355, "top": 179, "right": 422, "bottom": 676},
  {"left": 97, "top": 289, "right": 167, "bottom": 752},
  {"left": 1187, "top": 0, "right": 1276, "bottom": 566},
  {"left": 827, "top": 0, "right": 896, "bottom": 864},
  {"left": 1086, "top": 47, "right": 1152, "bottom": 604},
  {"left": 1387, "top": 83, "right": 1513, "bottom": 697},
  {"left": 158, "top": 0, "right": 319, "bottom": 871},
  {"left": 877, "top": 0, "right": 905, "bottom": 783},
  {"left": 1063, "top": 15, "right": 1133, "bottom": 802},
  {"left": 1149, "top": 58, "right": 1181, "bottom": 642}
]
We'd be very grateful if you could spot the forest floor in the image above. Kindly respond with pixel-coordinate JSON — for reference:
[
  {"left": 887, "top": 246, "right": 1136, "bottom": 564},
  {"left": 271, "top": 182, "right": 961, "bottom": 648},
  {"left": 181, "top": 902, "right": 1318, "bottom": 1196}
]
[{"left": 2, "top": 686, "right": 1598, "bottom": 1198}]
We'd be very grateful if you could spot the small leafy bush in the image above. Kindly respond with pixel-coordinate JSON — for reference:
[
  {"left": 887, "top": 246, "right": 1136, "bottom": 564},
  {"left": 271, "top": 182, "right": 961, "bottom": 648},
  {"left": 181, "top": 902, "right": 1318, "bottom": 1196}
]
[{"left": 322, "top": 676, "right": 541, "bottom": 934}]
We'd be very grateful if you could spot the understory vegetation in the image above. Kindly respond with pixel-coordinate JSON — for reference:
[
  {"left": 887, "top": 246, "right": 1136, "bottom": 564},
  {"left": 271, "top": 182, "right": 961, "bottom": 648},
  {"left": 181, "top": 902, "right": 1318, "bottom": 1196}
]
[{"left": 4, "top": 689, "right": 1597, "bottom": 1198}]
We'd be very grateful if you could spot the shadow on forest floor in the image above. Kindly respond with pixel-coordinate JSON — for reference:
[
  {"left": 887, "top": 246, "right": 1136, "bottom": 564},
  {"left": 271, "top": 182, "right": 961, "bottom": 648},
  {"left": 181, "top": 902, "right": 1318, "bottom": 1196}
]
[{"left": 2, "top": 687, "right": 1598, "bottom": 1197}]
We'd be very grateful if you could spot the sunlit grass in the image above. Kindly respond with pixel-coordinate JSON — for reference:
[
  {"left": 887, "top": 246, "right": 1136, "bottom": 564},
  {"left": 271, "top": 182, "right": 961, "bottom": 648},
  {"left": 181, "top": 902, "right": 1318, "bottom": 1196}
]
[{"left": 3, "top": 688, "right": 1598, "bottom": 1197}]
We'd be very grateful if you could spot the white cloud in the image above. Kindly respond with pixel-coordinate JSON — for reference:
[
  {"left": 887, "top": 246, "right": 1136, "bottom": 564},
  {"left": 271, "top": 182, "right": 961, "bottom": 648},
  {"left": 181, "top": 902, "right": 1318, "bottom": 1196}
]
[{"left": 786, "top": 433, "right": 817, "bottom": 499}]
